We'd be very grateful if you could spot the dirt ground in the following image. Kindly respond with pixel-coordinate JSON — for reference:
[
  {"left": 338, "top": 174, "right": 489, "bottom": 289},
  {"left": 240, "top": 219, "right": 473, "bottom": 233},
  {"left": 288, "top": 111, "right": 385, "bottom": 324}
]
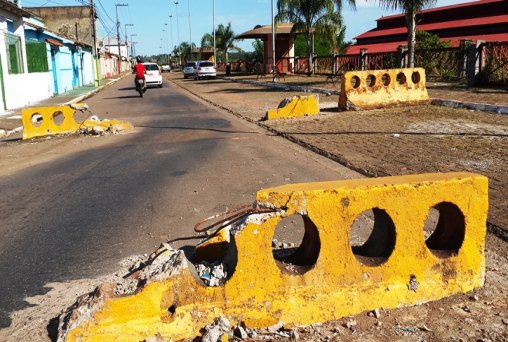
[{"left": 0, "top": 73, "right": 506, "bottom": 341}]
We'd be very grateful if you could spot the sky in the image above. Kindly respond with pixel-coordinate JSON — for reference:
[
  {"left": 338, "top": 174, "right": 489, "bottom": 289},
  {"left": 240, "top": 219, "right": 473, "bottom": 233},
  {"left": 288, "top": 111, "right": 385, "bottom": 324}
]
[{"left": 20, "top": 0, "right": 473, "bottom": 56}]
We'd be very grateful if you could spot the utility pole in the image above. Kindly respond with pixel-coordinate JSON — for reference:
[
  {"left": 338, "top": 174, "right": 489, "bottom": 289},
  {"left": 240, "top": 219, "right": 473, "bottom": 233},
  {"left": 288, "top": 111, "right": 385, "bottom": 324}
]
[
  {"left": 115, "top": 3, "right": 128, "bottom": 74},
  {"left": 89, "top": 0, "right": 100, "bottom": 86},
  {"left": 125, "top": 23, "right": 133, "bottom": 58},
  {"left": 271, "top": 0, "right": 276, "bottom": 82}
]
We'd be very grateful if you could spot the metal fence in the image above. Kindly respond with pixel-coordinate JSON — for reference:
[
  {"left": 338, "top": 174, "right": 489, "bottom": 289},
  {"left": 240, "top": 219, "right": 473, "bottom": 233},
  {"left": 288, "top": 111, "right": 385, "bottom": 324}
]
[
  {"left": 477, "top": 42, "right": 508, "bottom": 86},
  {"left": 217, "top": 41, "right": 507, "bottom": 87}
]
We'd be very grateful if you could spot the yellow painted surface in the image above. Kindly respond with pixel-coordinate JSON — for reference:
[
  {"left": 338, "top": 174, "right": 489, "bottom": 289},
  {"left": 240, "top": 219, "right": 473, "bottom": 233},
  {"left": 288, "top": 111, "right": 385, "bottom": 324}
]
[
  {"left": 66, "top": 172, "right": 488, "bottom": 341},
  {"left": 339, "top": 68, "right": 429, "bottom": 110},
  {"left": 266, "top": 95, "right": 319, "bottom": 120},
  {"left": 21, "top": 105, "right": 133, "bottom": 140}
]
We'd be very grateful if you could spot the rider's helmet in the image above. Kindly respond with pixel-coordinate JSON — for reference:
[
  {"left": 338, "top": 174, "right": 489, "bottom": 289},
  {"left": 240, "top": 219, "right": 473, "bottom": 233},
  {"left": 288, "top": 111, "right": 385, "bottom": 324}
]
[{"left": 136, "top": 57, "right": 142, "bottom": 63}]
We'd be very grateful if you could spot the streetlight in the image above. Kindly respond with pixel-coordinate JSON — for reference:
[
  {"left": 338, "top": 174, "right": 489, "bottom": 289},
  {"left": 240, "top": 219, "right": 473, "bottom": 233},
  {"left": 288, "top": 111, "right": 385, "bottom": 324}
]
[
  {"left": 115, "top": 3, "right": 128, "bottom": 73},
  {"left": 213, "top": 0, "right": 216, "bottom": 67},
  {"left": 130, "top": 34, "right": 137, "bottom": 56},
  {"left": 124, "top": 23, "right": 133, "bottom": 57},
  {"left": 132, "top": 41, "right": 138, "bottom": 56},
  {"left": 187, "top": 0, "right": 192, "bottom": 61},
  {"left": 165, "top": 23, "right": 170, "bottom": 65},
  {"left": 174, "top": 1, "right": 180, "bottom": 64}
]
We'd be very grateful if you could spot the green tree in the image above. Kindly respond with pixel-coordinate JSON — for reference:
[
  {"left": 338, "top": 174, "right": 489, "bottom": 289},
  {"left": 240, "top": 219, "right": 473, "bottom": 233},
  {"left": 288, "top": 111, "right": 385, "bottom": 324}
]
[
  {"left": 252, "top": 38, "right": 264, "bottom": 62},
  {"left": 415, "top": 30, "right": 450, "bottom": 49},
  {"left": 179, "top": 42, "right": 196, "bottom": 62},
  {"left": 378, "top": 0, "right": 437, "bottom": 67},
  {"left": 276, "top": 0, "right": 355, "bottom": 75}
]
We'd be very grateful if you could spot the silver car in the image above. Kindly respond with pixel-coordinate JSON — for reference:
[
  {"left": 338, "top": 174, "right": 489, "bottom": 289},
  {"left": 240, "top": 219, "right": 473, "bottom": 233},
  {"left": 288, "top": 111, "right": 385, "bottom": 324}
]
[
  {"left": 182, "top": 62, "right": 197, "bottom": 79},
  {"left": 194, "top": 61, "right": 216, "bottom": 80}
]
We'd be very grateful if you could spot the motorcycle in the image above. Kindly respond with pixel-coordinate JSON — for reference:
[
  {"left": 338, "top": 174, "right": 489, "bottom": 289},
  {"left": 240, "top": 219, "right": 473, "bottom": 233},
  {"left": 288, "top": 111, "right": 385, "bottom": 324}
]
[{"left": 135, "top": 78, "right": 146, "bottom": 97}]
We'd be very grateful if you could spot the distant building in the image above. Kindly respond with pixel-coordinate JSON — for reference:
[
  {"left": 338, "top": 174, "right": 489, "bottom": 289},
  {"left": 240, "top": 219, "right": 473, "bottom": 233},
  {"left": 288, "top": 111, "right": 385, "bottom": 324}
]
[
  {"left": 236, "top": 23, "right": 295, "bottom": 73},
  {"left": 348, "top": 0, "right": 508, "bottom": 54},
  {"left": 24, "top": 6, "right": 95, "bottom": 48}
]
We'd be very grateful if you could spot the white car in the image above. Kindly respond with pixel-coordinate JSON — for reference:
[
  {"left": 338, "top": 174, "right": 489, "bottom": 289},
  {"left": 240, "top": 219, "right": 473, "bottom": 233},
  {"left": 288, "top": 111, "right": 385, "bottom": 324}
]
[
  {"left": 194, "top": 61, "right": 216, "bottom": 80},
  {"left": 143, "top": 63, "right": 163, "bottom": 87},
  {"left": 161, "top": 64, "right": 171, "bottom": 72}
]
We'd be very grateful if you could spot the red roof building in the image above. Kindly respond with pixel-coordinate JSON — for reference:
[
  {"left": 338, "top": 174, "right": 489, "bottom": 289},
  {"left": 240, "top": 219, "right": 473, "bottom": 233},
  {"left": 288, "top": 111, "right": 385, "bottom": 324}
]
[{"left": 348, "top": 0, "right": 508, "bottom": 54}]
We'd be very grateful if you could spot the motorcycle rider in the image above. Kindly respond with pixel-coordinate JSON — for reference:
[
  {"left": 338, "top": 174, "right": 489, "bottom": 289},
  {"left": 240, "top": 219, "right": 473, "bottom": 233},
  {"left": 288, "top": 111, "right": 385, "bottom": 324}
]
[{"left": 133, "top": 57, "right": 146, "bottom": 89}]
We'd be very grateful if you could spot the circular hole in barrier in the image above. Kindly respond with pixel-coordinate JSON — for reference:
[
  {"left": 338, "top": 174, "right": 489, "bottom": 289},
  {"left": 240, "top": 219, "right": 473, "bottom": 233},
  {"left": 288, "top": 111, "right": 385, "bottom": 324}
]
[
  {"left": 168, "top": 305, "right": 176, "bottom": 316},
  {"left": 52, "top": 111, "right": 64, "bottom": 126},
  {"left": 411, "top": 71, "right": 421, "bottom": 84},
  {"left": 381, "top": 73, "right": 391, "bottom": 86},
  {"left": 31, "top": 113, "right": 43, "bottom": 127},
  {"left": 351, "top": 75, "right": 361, "bottom": 89},
  {"left": 424, "top": 202, "right": 465, "bottom": 258},
  {"left": 273, "top": 214, "right": 320, "bottom": 275},
  {"left": 366, "top": 74, "right": 376, "bottom": 88},
  {"left": 396, "top": 72, "right": 407, "bottom": 85},
  {"left": 350, "top": 208, "right": 396, "bottom": 266},
  {"left": 73, "top": 110, "right": 88, "bottom": 124}
]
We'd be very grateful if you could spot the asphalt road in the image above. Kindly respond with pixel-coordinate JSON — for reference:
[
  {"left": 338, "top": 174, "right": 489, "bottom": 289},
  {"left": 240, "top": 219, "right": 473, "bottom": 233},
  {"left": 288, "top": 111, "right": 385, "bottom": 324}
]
[{"left": 0, "top": 75, "right": 359, "bottom": 328}]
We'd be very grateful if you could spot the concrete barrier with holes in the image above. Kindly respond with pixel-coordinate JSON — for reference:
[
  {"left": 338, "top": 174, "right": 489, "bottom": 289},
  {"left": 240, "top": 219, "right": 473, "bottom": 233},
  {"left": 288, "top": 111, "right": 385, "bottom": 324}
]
[
  {"left": 62, "top": 172, "right": 487, "bottom": 341},
  {"left": 21, "top": 105, "right": 132, "bottom": 140},
  {"left": 339, "top": 68, "right": 429, "bottom": 110}
]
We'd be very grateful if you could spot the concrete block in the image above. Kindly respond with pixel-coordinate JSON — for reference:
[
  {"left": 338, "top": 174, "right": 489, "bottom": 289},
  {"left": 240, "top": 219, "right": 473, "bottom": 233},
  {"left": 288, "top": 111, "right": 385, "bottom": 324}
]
[
  {"left": 339, "top": 68, "right": 429, "bottom": 110},
  {"left": 266, "top": 95, "right": 319, "bottom": 120}
]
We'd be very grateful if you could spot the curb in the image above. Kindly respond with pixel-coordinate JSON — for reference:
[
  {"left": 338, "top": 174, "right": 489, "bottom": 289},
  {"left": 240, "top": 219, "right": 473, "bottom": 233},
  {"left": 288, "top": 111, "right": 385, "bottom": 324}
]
[
  {"left": 223, "top": 77, "right": 340, "bottom": 96},
  {"left": 62, "top": 74, "right": 129, "bottom": 106},
  {"left": 430, "top": 98, "right": 508, "bottom": 115}
]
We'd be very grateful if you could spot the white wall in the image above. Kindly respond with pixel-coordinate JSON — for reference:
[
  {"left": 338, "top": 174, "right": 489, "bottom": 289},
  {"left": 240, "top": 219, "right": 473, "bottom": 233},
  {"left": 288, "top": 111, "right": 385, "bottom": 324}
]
[
  {"left": 4, "top": 72, "right": 52, "bottom": 109},
  {"left": 82, "top": 51, "right": 94, "bottom": 85}
]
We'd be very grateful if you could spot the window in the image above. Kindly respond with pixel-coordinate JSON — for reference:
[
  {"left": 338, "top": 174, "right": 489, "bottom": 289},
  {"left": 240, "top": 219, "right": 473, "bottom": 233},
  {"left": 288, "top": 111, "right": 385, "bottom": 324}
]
[
  {"left": 5, "top": 32, "right": 24, "bottom": 74},
  {"left": 143, "top": 63, "right": 159, "bottom": 71},
  {"left": 26, "top": 42, "right": 49, "bottom": 73},
  {"left": 199, "top": 62, "right": 213, "bottom": 67}
]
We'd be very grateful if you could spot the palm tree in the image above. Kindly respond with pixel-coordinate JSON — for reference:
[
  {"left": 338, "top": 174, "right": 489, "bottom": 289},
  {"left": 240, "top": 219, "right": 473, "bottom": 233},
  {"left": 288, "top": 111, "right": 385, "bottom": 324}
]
[
  {"left": 378, "top": 0, "right": 437, "bottom": 67},
  {"left": 179, "top": 42, "right": 196, "bottom": 62},
  {"left": 276, "top": 0, "right": 355, "bottom": 76},
  {"left": 203, "top": 23, "right": 239, "bottom": 63}
]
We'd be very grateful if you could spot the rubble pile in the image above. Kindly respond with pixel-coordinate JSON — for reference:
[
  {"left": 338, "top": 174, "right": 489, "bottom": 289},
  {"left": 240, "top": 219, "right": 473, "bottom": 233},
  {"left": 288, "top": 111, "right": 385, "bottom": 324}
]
[{"left": 79, "top": 115, "right": 128, "bottom": 136}]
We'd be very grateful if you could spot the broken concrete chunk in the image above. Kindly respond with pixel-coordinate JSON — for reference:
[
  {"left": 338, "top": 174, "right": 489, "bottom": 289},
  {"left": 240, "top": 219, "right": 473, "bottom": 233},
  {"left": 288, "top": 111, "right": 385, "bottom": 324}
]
[
  {"left": 201, "top": 317, "right": 231, "bottom": 342},
  {"left": 266, "top": 95, "right": 319, "bottom": 120}
]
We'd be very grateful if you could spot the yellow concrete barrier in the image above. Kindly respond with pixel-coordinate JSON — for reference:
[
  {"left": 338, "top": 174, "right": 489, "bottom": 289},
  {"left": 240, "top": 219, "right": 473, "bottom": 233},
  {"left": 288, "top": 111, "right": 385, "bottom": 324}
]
[
  {"left": 21, "top": 105, "right": 133, "bottom": 140},
  {"left": 62, "top": 172, "right": 488, "bottom": 341},
  {"left": 266, "top": 95, "right": 319, "bottom": 120},
  {"left": 339, "top": 68, "right": 429, "bottom": 110}
]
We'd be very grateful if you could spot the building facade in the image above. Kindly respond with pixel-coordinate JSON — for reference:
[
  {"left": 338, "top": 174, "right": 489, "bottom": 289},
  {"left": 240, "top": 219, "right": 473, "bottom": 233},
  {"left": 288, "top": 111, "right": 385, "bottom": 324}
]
[{"left": 348, "top": 0, "right": 508, "bottom": 54}]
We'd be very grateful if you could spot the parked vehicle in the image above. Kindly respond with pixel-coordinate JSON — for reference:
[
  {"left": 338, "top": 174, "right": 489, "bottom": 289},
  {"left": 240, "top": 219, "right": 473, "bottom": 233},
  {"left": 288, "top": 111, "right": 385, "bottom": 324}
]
[
  {"left": 135, "top": 78, "right": 146, "bottom": 97},
  {"left": 183, "top": 62, "right": 197, "bottom": 79},
  {"left": 161, "top": 64, "right": 171, "bottom": 72},
  {"left": 143, "top": 63, "right": 163, "bottom": 87},
  {"left": 194, "top": 61, "right": 216, "bottom": 80}
]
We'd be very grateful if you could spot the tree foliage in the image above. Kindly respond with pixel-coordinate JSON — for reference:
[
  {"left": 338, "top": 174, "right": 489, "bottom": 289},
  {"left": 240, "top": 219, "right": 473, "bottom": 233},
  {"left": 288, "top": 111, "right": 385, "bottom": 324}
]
[
  {"left": 276, "top": 0, "right": 355, "bottom": 75},
  {"left": 377, "top": 0, "right": 437, "bottom": 67},
  {"left": 200, "top": 22, "right": 241, "bottom": 63}
]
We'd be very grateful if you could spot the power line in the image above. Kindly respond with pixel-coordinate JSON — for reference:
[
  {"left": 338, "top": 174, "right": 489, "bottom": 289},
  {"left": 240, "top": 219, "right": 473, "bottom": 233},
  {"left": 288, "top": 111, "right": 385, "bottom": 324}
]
[{"left": 96, "top": 0, "right": 116, "bottom": 25}]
